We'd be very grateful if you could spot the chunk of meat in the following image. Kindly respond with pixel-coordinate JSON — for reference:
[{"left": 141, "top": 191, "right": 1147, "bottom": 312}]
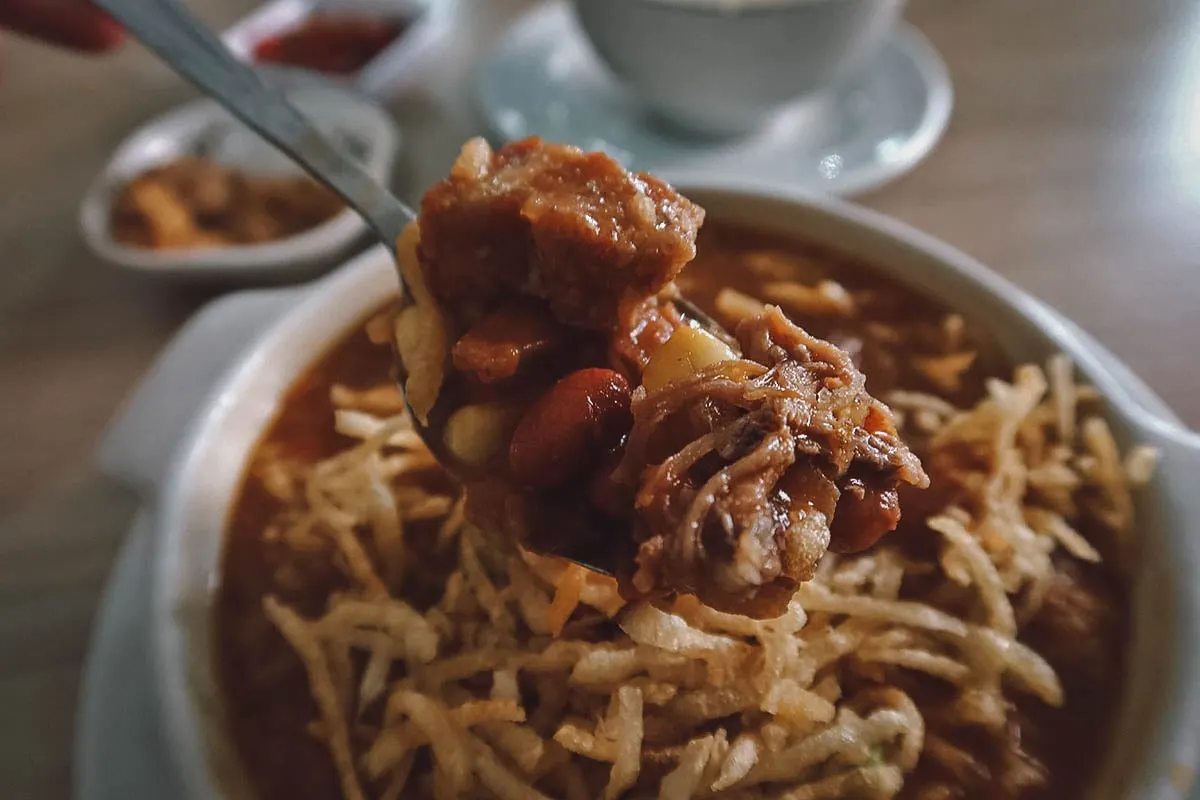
[
  {"left": 621, "top": 306, "right": 928, "bottom": 616},
  {"left": 411, "top": 139, "right": 927, "bottom": 617},
  {"left": 609, "top": 296, "right": 685, "bottom": 374},
  {"left": 1022, "top": 558, "right": 1124, "bottom": 694},
  {"left": 451, "top": 301, "right": 567, "bottom": 383},
  {"left": 996, "top": 716, "right": 1050, "bottom": 798},
  {"left": 419, "top": 137, "right": 704, "bottom": 330},
  {"left": 906, "top": 713, "right": 1049, "bottom": 800},
  {"left": 827, "top": 471, "right": 902, "bottom": 554}
]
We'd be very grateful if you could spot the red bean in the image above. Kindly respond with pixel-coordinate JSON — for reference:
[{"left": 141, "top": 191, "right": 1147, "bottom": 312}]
[
  {"left": 451, "top": 302, "right": 565, "bottom": 383},
  {"left": 509, "top": 368, "right": 632, "bottom": 487}
]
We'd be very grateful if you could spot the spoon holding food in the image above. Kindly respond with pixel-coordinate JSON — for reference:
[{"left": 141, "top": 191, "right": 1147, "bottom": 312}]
[
  {"left": 390, "top": 137, "right": 929, "bottom": 616},
  {"left": 100, "top": 0, "right": 929, "bottom": 617},
  {"left": 91, "top": 0, "right": 737, "bottom": 571}
]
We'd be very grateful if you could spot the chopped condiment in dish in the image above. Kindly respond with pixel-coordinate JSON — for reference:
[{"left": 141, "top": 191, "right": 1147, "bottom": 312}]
[{"left": 110, "top": 156, "right": 344, "bottom": 251}]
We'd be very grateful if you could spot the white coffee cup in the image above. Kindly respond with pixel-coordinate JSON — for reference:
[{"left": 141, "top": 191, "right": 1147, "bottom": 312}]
[{"left": 571, "top": 0, "right": 905, "bottom": 137}]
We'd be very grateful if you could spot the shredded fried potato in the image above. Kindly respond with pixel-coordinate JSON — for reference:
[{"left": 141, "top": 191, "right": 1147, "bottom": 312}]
[
  {"left": 249, "top": 287, "right": 1151, "bottom": 797},
  {"left": 392, "top": 223, "right": 446, "bottom": 423}
]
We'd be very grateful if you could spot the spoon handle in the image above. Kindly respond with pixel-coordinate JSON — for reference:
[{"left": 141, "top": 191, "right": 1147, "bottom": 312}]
[{"left": 94, "top": 0, "right": 414, "bottom": 247}]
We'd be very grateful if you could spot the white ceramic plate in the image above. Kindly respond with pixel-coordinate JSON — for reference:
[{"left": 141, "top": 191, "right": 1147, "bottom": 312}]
[
  {"left": 73, "top": 514, "right": 186, "bottom": 800},
  {"left": 475, "top": 1, "right": 952, "bottom": 195},
  {"left": 79, "top": 84, "right": 400, "bottom": 283},
  {"left": 92, "top": 188, "right": 1200, "bottom": 799}
]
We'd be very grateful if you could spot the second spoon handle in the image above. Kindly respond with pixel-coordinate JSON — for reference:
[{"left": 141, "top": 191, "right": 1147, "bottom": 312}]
[{"left": 94, "top": 0, "right": 414, "bottom": 247}]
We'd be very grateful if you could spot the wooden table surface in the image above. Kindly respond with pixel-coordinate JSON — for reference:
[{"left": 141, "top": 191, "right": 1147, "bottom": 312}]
[{"left": 1, "top": 0, "right": 1197, "bottom": 796}]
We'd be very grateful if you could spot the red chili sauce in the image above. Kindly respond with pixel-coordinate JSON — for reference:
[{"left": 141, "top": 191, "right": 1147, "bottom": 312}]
[{"left": 252, "top": 15, "right": 407, "bottom": 75}]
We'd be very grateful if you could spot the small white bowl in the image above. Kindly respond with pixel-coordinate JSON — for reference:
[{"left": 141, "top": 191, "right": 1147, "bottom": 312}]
[
  {"left": 221, "top": 0, "right": 452, "bottom": 100},
  {"left": 79, "top": 84, "right": 399, "bottom": 283},
  {"left": 97, "top": 187, "right": 1200, "bottom": 799},
  {"left": 571, "top": 0, "right": 906, "bottom": 137}
]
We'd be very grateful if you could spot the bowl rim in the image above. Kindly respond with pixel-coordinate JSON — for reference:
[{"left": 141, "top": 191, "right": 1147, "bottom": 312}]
[
  {"left": 573, "top": 0, "right": 906, "bottom": 19},
  {"left": 142, "top": 184, "right": 1200, "bottom": 799},
  {"left": 78, "top": 86, "right": 400, "bottom": 279}
]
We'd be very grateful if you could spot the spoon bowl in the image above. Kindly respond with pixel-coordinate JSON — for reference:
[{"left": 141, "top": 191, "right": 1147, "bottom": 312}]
[{"left": 392, "top": 292, "right": 740, "bottom": 577}]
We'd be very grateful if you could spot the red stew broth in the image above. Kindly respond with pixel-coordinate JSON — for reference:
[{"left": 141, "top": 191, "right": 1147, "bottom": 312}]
[{"left": 217, "top": 222, "right": 1127, "bottom": 800}]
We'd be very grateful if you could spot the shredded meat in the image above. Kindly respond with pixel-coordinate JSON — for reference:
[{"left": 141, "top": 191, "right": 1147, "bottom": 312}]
[
  {"left": 419, "top": 137, "right": 704, "bottom": 330},
  {"left": 621, "top": 307, "right": 929, "bottom": 616},
  {"left": 410, "top": 138, "right": 928, "bottom": 618}
]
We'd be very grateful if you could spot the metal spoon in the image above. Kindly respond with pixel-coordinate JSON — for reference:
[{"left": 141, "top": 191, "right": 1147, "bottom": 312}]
[
  {"left": 97, "top": 0, "right": 734, "bottom": 576},
  {"left": 94, "top": 0, "right": 414, "bottom": 251},
  {"left": 91, "top": 0, "right": 471, "bottom": 488}
]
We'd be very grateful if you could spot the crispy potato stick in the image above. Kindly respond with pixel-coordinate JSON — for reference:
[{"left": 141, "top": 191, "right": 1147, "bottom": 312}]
[
  {"left": 262, "top": 597, "right": 366, "bottom": 800},
  {"left": 249, "top": 269, "right": 1147, "bottom": 800},
  {"left": 603, "top": 686, "right": 644, "bottom": 799},
  {"left": 547, "top": 564, "right": 587, "bottom": 637}
]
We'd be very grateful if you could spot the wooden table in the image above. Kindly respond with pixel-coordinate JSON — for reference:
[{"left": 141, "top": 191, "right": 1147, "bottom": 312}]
[{"left": 1, "top": 0, "right": 1196, "bottom": 796}]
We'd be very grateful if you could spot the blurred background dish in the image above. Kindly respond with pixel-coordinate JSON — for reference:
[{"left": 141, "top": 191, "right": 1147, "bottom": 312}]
[
  {"left": 109, "top": 157, "right": 345, "bottom": 251},
  {"left": 571, "top": 0, "right": 905, "bottom": 138},
  {"left": 221, "top": 0, "right": 452, "bottom": 99},
  {"left": 74, "top": 516, "right": 185, "bottom": 800},
  {"left": 79, "top": 83, "right": 400, "bottom": 282},
  {"left": 250, "top": 13, "right": 408, "bottom": 75},
  {"left": 476, "top": 1, "right": 951, "bottom": 195}
]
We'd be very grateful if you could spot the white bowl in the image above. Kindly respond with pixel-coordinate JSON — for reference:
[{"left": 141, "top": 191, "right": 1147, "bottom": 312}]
[
  {"left": 220, "top": 0, "right": 452, "bottom": 101},
  {"left": 570, "top": 0, "right": 906, "bottom": 137},
  {"left": 79, "top": 84, "right": 400, "bottom": 283},
  {"left": 96, "top": 186, "right": 1200, "bottom": 799}
]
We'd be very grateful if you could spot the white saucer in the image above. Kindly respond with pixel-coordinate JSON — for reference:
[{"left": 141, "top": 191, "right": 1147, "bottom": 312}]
[
  {"left": 475, "top": 1, "right": 953, "bottom": 196},
  {"left": 73, "top": 513, "right": 187, "bottom": 800}
]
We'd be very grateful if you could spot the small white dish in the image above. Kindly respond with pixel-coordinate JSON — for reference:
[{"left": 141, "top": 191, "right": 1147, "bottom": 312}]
[
  {"left": 73, "top": 514, "right": 186, "bottom": 800},
  {"left": 571, "top": 0, "right": 904, "bottom": 137},
  {"left": 79, "top": 84, "right": 400, "bottom": 283},
  {"left": 221, "top": 0, "right": 452, "bottom": 101},
  {"left": 476, "top": 1, "right": 952, "bottom": 196}
]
